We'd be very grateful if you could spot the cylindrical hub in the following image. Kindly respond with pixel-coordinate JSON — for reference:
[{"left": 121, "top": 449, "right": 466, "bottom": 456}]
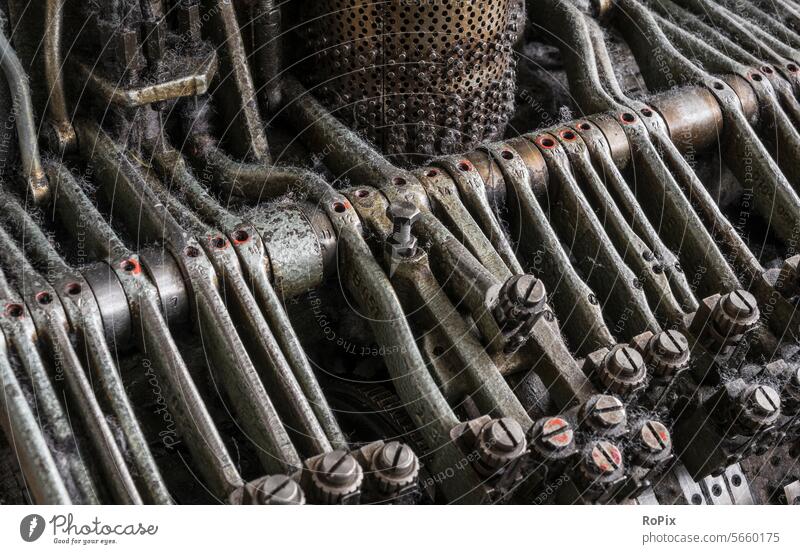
[{"left": 297, "top": 0, "right": 519, "bottom": 162}]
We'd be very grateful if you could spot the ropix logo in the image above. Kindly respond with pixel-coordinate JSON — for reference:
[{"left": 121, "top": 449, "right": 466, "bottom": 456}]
[{"left": 19, "top": 514, "right": 45, "bottom": 543}]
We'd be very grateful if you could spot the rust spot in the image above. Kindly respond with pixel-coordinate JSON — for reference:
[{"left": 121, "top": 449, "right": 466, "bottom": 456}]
[
  {"left": 233, "top": 229, "right": 250, "bottom": 244},
  {"left": 120, "top": 258, "right": 141, "bottom": 274},
  {"left": 65, "top": 282, "right": 82, "bottom": 295},
  {"left": 537, "top": 136, "right": 555, "bottom": 149},
  {"left": 5, "top": 304, "right": 24, "bottom": 318}
]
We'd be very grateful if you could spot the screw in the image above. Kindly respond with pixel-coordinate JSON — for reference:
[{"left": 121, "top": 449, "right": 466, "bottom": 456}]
[
  {"left": 713, "top": 289, "right": 759, "bottom": 340},
  {"left": 508, "top": 275, "right": 546, "bottom": 308},
  {"left": 587, "top": 441, "right": 622, "bottom": 475},
  {"left": 255, "top": 475, "right": 304, "bottom": 505},
  {"left": 539, "top": 417, "right": 574, "bottom": 450},
  {"left": 587, "top": 395, "right": 626, "bottom": 428},
  {"left": 483, "top": 417, "right": 525, "bottom": 452},
  {"left": 608, "top": 346, "right": 644, "bottom": 376},
  {"left": 386, "top": 201, "right": 421, "bottom": 248},
  {"left": 317, "top": 450, "right": 360, "bottom": 486},
  {"left": 648, "top": 330, "right": 690, "bottom": 376},
  {"left": 746, "top": 385, "right": 781, "bottom": 417},
  {"left": 654, "top": 330, "right": 688, "bottom": 357},
  {"left": 375, "top": 442, "right": 416, "bottom": 477},
  {"left": 640, "top": 421, "right": 671, "bottom": 453},
  {"left": 723, "top": 290, "right": 756, "bottom": 318}
]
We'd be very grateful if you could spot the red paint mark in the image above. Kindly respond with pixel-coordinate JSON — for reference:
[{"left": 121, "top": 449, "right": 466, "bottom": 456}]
[{"left": 120, "top": 258, "right": 141, "bottom": 275}]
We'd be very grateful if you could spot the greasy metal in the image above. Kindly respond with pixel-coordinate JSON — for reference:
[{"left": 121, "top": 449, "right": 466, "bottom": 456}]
[
  {"left": 0, "top": 267, "right": 98, "bottom": 503},
  {"left": 2, "top": 0, "right": 800, "bottom": 506},
  {"left": 486, "top": 137, "right": 614, "bottom": 354},
  {"left": 433, "top": 156, "right": 524, "bottom": 276},
  {"left": 43, "top": 0, "right": 75, "bottom": 153},
  {"left": 82, "top": 122, "right": 305, "bottom": 474},
  {"left": 56, "top": 134, "right": 244, "bottom": 496},
  {"left": 0, "top": 328, "right": 71, "bottom": 504},
  {"left": 0, "top": 225, "right": 141, "bottom": 503},
  {"left": 0, "top": 187, "right": 172, "bottom": 503},
  {"left": 150, "top": 144, "right": 346, "bottom": 450},
  {"left": 347, "top": 187, "right": 532, "bottom": 424},
  {"left": 201, "top": 0, "right": 270, "bottom": 162},
  {"left": 331, "top": 203, "right": 488, "bottom": 503},
  {"left": 0, "top": 13, "right": 48, "bottom": 202}
]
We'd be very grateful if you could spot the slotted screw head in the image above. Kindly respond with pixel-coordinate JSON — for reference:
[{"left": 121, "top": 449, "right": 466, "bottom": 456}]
[
  {"left": 539, "top": 417, "right": 574, "bottom": 450},
  {"left": 608, "top": 346, "right": 644, "bottom": 376},
  {"left": 483, "top": 417, "right": 526, "bottom": 453},
  {"left": 722, "top": 289, "right": 757, "bottom": 318},
  {"left": 317, "top": 450, "right": 360, "bottom": 486},
  {"left": 746, "top": 385, "right": 781, "bottom": 417},
  {"left": 508, "top": 275, "right": 546, "bottom": 308},
  {"left": 653, "top": 329, "right": 689, "bottom": 357},
  {"left": 375, "top": 441, "right": 416, "bottom": 477},
  {"left": 255, "top": 475, "right": 304, "bottom": 505},
  {"left": 587, "top": 440, "right": 623, "bottom": 475},
  {"left": 648, "top": 330, "right": 690, "bottom": 376},
  {"left": 639, "top": 421, "right": 671, "bottom": 453},
  {"left": 587, "top": 395, "right": 626, "bottom": 428}
]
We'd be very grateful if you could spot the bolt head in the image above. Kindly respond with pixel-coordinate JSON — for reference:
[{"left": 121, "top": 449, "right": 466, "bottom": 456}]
[
  {"left": 587, "top": 395, "right": 626, "bottom": 428},
  {"left": 375, "top": 442, "right": 416, "bottom": 477},
  {"left": 539, "top": 417, "right": 573, "bottom": 450},
  {"left": 387, "top": 201, "right": 421, "bottom": 224},
  {"left": 640, "top": 421, "right": 671, "bottom": 453},
  {"left": 508, "top": 275, "right": 546, "bottom": 308},
  {"left": 317, "top": 450, "right": 359, "bottom": 486},
  {"left": 483, "top": 417, "right": 525, "bottom": 453},
  {"left": 587, "top": 440, "right": 623, "bottom": 475},
  {"left": 255, "top": 475, "right": 304, "bottom": 505},
  {"left": 723, "top": 290, "right": 757, "bottom": 318},
  {"left": 746, "top": 385, "right": 781, "bottom": 417},
  {"left": 609, "top": 346, "right": 644, "bottom": 376},
  {"left": 654, "top": 330, "right": 688, "bottom": 357}
]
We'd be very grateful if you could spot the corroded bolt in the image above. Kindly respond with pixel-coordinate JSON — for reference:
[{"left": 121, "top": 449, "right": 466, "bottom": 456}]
[
  {"left": 586, "top": 395, "right": 626, "bottom": 429},
  {"left": 713, "top": 289, "right": 759, "bottom": 338},
  {"left": 508, "top": 274, "right": 546, "bottom": 308},
  {"left": 386, "top": 201, "right": 421, "bottom": 248},
  {"left": 539, "top": 417, "right": 574, "bottom": 451},
  {"left": 478, "top": 417, "right": 527, "bottom": 471},
  {"left": 255, "top": 475, "right": 305, "bottom": 505},
  {"left": 483, "top": 417, "right": 526, "bottom": 452},
  {"left": 608, "top": 346, "right": 644, "bottom": 376},
  {"left": 746, "top": 385, "right": 781, "bottom": 417},
  {"left": 317, "top": 450, "right": 360, "bottom": 487},
  {"left": 648, "top": 330, "right": 690, "bottom": 376},
  {"left": 640, "top": 421, "right": 671, "bottom": 453},
  {"left": 586, "top": 440, "right": 623, "bottom": 475},
  {"left": 372, "top": 441, "right": 419, "bottom": 494},
  {"left": 374, "top": 441, "right": 416, "bottom": 478}
]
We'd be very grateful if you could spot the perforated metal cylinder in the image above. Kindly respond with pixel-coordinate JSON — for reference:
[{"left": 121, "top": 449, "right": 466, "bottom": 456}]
[{"left": 298, "top": 0, "right": 519, "bottom": 163}]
